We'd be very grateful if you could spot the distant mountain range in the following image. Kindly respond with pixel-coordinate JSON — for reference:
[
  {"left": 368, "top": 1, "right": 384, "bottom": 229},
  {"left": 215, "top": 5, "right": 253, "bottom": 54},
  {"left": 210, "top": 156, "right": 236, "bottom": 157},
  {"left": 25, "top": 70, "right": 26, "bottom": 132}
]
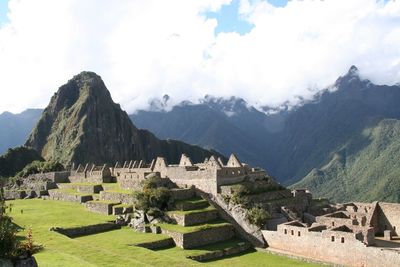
[
  {"left": 0, "top": 109, "right": 42, "bottom": 153},
  {"left": 2, "top": 66, "right": 400, "bottom": 202}
]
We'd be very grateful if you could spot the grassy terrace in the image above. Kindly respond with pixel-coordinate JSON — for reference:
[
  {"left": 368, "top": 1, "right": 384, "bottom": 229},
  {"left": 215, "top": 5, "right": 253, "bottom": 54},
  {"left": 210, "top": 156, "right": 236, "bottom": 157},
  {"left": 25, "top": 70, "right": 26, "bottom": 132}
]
[
  {"left": 7, "top": 199, "right": 323, "bottom": 267},
  {"left": 175, "top": 197, "right": 208, "bottom": 205},
  {"left": 168, "top": 206, "right": 216, "bottom": 216},
  {"left": 53, "top": 188, "right": 92, "bottom": 196},
  {"left": 156, "top": 220, "right": 231, "bottom": 234}
]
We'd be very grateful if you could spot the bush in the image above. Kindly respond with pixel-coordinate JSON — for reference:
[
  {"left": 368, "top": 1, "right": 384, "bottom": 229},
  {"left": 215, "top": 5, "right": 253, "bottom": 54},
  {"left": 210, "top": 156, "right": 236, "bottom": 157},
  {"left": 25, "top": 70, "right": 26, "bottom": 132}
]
[
  {"left": 246, "top": 207, "right": 271, "bottom": 228},
  {"left": 16, "top": 160, "right": 64, "bottom": 178},
  {"left": 132, "top": 186, "right": 171, "bottom": 218},
  {"left": 0, "top": 187, "right": 19, "bottom": 258},
  {"left": 230, "top": 184, "right": 250, "bottom": 206}
]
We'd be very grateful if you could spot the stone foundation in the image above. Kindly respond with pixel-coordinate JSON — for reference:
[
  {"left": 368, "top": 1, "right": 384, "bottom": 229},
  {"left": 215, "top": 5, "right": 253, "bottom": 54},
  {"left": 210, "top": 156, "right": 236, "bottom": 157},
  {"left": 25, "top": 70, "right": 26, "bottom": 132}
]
[
  {"left": 162, "top": 224, "right": 235, "bottom": 249},
  {"left": 85, "top": 201, "right": 120, "bottom": 215},
  {"left": 99, "top": 191, "right": 133, "bottom": 204}
]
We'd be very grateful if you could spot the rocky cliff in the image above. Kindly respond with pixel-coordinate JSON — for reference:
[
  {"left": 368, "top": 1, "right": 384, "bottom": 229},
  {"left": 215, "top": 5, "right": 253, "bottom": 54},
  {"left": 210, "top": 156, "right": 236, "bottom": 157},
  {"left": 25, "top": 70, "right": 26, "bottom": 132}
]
[{"left": 25, "top": 72, "right": 220, "bottom": 165}]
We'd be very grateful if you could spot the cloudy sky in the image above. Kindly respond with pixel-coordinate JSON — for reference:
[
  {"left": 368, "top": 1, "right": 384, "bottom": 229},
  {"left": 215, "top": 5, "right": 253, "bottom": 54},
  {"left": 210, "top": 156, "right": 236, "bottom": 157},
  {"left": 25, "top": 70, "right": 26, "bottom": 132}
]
[{"left": 0, "top": 0, "right": 399, "bottom": 113}]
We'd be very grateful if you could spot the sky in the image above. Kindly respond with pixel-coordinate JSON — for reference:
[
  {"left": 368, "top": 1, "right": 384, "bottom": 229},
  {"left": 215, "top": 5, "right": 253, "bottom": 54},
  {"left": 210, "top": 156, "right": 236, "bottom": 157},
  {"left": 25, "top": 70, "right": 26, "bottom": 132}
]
[{"left": 0, "top": 0, "right": 399, "bottom": 114}]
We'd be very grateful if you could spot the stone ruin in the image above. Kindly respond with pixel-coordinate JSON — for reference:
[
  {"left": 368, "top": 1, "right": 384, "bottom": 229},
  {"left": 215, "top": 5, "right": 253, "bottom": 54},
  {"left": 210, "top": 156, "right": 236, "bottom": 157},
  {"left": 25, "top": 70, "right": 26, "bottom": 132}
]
[{"left": 3, "top": 153, "right": 400, "bottom": 266}]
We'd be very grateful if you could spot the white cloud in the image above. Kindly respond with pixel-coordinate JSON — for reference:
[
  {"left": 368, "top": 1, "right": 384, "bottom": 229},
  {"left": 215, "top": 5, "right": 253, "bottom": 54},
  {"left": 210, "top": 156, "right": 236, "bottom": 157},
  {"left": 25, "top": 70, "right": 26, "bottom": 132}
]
[{"left": 0, "top": 0, "right": 399, "bottom": 113}]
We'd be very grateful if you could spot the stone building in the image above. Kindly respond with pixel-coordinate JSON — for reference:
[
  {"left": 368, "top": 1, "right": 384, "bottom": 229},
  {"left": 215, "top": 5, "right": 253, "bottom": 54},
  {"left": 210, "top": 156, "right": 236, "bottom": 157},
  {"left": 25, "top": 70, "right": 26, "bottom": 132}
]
[{"left": 113, "top": 153, "right": 267, "bottom": 195}]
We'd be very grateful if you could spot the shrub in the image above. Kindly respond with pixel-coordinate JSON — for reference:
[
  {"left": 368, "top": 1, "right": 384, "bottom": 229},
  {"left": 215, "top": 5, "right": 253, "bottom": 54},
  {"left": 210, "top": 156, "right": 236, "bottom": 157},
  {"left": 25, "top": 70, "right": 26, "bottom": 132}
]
[
  {"left": 246, "top": 207, "right": 271, "bottom": 228},
  {"left": 0, "top": 187, "right": 19, "bottom": 259},
  {"left": 230, "top": 184, "right": 250, "bottom": 206},
  {"left": 132, "top": 186, "right": 171, "bottom": 218}
]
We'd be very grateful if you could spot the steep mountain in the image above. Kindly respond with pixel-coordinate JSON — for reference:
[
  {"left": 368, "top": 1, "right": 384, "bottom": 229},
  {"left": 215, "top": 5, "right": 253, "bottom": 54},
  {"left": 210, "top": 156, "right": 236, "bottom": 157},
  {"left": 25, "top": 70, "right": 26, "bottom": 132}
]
[
  {"left": 267, "top": 66, "right": 400, "bottom": 185},
  {"left": 0, "top": 109, "right": 43, "bottom": 154},
  {"left": 25, "top": 71, "right": 221, "bottom": 165},
  {"left": 293, "top": 119, "right": 400, "bottom": 203}
]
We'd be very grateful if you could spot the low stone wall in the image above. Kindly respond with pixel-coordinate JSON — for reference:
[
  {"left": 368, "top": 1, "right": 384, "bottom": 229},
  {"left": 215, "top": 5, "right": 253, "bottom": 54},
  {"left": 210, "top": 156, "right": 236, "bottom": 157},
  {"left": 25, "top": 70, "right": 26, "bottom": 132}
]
[
  {"left": 162, "top": 224, "right": 235, "bottom": 249},
  {"left": 85, "top": 201, "right": 120, "bottom": 215},
  {"left": 100, "top": 191, "right": 133, "bottom": 204},
  {"left": 68, "top": 175, "right": 113, "bottom": 184},
  {"left": 170, "top": 188, "right": 195, "bottom": 201},
  {"left": 133, "top": 238, "right": 175, "bottom": 250},
  {"left": 113, "top": 205, "right": 133, "bottom": 215},
  {"left": 174, "top": 199, "right": 209, "bottom": 211},
  {"left": 4, "top": 190, "right": 48, "bottom": 200},
  {"left": 169, "top": 209, "right": 219, "bottom": 226},
  {"left": 187, "top": 242, "right": 252, "bottom": 262},
  {"left": 262, "top": 228, "right": 400, "bottom": 267},
  {"left": 48, "top": 190, "right": 92, "bottom": 203},
  {"left": 77, "top": 185, "right": 103, "bottom": 194},
  {"left": 51, "top": 223, "right": 120, "bottom": 238}
]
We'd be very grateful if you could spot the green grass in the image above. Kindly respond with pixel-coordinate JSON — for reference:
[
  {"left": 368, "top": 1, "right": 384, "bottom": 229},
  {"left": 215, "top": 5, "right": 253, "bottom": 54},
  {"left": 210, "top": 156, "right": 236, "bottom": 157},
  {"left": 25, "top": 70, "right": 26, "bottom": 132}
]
[
  {"left": 113, "top": 203, "right": 133, "bottom": 208},
  {"left": 168, "top": 206, "right": 215, "bottom": 216},
  {"left": 157, "top": 220, "right": 231, "bottom": 234},
  {"left": 6, "top": 199, "right": 323, "bottom": 267}
]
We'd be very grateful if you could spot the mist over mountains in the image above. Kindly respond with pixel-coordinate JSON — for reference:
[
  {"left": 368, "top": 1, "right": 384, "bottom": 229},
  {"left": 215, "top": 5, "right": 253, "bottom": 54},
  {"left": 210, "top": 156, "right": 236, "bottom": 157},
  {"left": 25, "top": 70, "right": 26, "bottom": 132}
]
[{"left": 2, "top": 66, "right": 400, "bottom": 202}]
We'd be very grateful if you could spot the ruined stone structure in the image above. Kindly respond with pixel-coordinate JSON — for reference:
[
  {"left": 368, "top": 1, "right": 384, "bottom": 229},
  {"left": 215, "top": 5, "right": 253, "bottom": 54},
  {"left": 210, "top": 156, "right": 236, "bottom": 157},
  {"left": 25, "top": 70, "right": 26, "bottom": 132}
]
[
  {"left": 5, "top": 153, "right": 400, "bottom": 266},
  {"left": 263, "top": 202, "right": 400, "bottom": 267},
  {"left": 113, "top": 154, "right": 267, "bottom": 195}
]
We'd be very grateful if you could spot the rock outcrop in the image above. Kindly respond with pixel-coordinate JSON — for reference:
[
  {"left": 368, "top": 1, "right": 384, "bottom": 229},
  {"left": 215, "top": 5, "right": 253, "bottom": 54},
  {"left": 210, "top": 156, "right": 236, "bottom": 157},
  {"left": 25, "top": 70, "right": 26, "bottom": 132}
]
[{"left": 25, "top": 71, "right": 221, "bottom": 165}]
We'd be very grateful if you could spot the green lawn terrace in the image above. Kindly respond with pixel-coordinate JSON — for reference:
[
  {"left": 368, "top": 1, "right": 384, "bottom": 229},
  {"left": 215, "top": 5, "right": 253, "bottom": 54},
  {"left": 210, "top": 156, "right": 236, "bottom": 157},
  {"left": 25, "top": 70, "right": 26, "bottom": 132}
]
[{"left": 7, "top": 199, "right": 323, "bottom": 267}]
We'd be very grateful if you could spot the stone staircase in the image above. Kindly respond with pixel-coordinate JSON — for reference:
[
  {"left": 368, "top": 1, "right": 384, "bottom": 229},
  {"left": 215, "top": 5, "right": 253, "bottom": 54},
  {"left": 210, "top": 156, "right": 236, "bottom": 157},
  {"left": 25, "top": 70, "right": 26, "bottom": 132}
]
[{"left": 142, "top": 192, "right": 252, "bottom": 261}]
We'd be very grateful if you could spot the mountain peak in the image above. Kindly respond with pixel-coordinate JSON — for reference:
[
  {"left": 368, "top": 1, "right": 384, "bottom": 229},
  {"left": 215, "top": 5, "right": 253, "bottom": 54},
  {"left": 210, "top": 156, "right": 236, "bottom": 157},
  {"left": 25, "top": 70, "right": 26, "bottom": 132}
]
[{"left": 348, "top": 65, "right": 359, "bottom": 76}]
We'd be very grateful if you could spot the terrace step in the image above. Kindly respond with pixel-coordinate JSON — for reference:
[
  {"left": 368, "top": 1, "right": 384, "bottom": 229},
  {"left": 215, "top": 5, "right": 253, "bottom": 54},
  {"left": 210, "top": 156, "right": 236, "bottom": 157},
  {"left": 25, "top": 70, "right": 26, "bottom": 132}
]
[
  {"left": 186, "top": 239, "right": 252, "bottom": 262},
  {"left": 85, "top": 200, "right": 121, "bottom": 215},
  {"left": 158, "top": 222, "right": 235, "bottom": 249},
  {"left": 57, "top": 183, "right": 104, "bottom": 194},
  {"left": 170, "top": 188, "right": 195, "bottom": 201},
  {"left": 174, "top": 197, "right": 209, "bottom": 211},
  {"left": 99, "top": 190, "right": 133, "bottom": 204},
  {"left": 48, "top": 189, "right": 93, "bottom": 203},
  {"left": 168, "top": 207, "right": 219, "bottom": 226}
]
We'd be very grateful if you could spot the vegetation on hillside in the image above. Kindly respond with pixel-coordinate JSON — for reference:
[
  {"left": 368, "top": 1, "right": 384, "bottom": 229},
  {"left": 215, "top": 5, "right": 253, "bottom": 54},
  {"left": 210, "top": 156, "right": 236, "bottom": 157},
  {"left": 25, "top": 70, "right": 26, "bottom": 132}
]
[
  {"left": 0, "top": 147, "right": 43, "bottom": 178},
  {"left": 294, "top": 119, "right": 400, "bottom": 203},
  {"left": 15, "top": 160, "right": 64, "bottom": 178}
]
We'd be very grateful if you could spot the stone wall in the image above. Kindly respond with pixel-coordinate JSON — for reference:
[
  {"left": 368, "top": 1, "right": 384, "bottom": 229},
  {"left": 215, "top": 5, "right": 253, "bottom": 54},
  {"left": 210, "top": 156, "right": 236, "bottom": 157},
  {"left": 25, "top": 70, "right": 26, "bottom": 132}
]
[
  {"left": 162, "top": 224, "right": 235, "bottom": 249},
  {"left": 262, "top": 225, "right": 400, "bottom": 267},
  {"left": 169, "top": 209, "right": 219, "bottom": 226},
  {"left": 99, "top": 191, "right": 133, "bottom": 204},
  {"left": 187, "top": 242, "right": 251, "bottom": 262},
  {"left": 170, "top": 188, "right": 195, "bottom": 201},
  {"left": 85, "top": 201, "right": 120, "bottom": 214},
  {"left": 51, "top": 223, "right": 120, "bottom": 238},
  {"left": 26, "top": 171, "right": 71, "bottom": 183},
  {"left": 48, "top": 190, "right": 92, "bottom": 203},
  {"left": 377, "top": 202, "right": 400, "bottom": 236}
]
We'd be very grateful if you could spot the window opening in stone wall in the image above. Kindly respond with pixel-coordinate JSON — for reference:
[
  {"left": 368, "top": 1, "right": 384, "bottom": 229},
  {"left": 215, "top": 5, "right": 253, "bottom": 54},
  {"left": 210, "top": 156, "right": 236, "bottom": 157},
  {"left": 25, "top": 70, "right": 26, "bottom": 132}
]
[
  {"left": 284, "top": 229, "right": 287, "bottom": 234},
  {"left": 291, "top": 230, "right": 294, "bottom": 235},
  {"left": 298, "top": 231, "right": 301, "bottom": 237},
  {"left": 331, "top": 236, "right": 335, "bottom": 242},
  {"left": 341, "top": 237, "right": 345, "bottom": 243},
  {"left": 332, "top": 221, "right": 335, "bottom": 226}
]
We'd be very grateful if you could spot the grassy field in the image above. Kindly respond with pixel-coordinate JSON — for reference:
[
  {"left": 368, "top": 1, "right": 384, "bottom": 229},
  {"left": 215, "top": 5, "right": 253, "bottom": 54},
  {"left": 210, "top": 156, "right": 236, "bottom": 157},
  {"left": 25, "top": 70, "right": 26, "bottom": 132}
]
[{"left": 7, "top": 199, "right": 323, "bottom": 267}]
